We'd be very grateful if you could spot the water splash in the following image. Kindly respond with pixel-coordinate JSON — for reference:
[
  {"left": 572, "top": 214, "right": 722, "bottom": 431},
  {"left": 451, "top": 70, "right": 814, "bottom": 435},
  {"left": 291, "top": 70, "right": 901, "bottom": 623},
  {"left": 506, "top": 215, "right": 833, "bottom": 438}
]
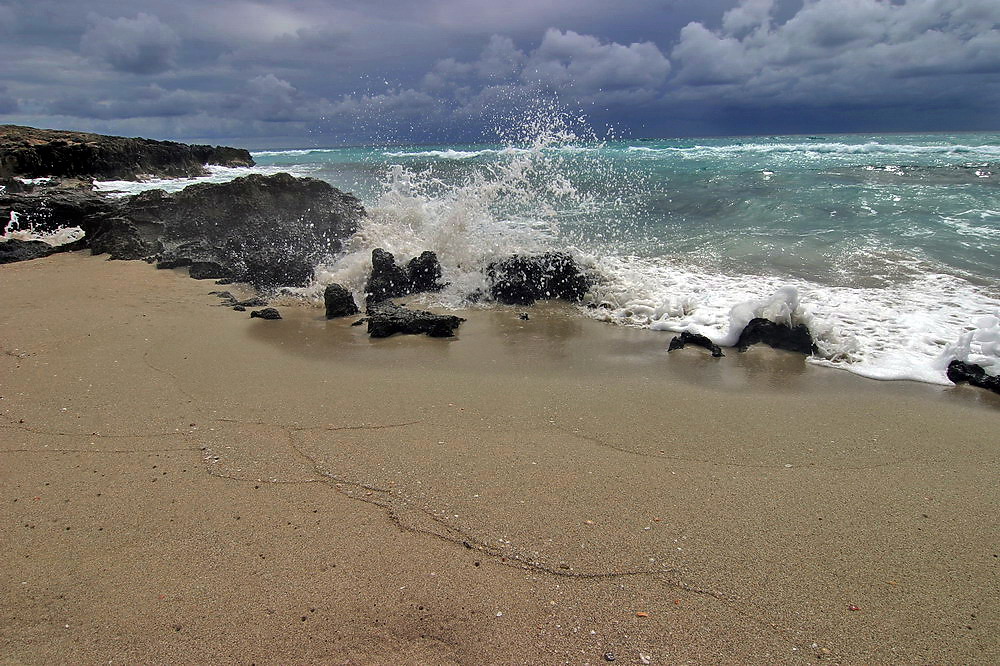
[
  {"left": 306, "top": 103, "right": 623, "bottom": 305},
  {"left": 2, "top": 210, "right": 84, "bottom": 246}
]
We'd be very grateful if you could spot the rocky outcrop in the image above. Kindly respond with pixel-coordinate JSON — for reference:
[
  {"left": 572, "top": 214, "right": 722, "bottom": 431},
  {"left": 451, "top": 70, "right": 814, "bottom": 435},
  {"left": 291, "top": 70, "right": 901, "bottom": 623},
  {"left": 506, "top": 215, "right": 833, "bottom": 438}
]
[
  {"left": 83, "top": 216, "right": 158, "bottom": 260},
  {"left": 736, "top": 318, "right": 816, "bottom": 355},
  {"left": 486, "top": 252, "right": 591, "bottom": 306},
  {"left": 124, "top": 173, "right": 363, "bottom": 290},
  {"left": 366, "top": 302, "right": 464, "bottom": 338},
  {"left": 0, "top": 180, "right": 116, "bottom": 232},
  {"left": 0, "top": 239, "right": 58, "bottom": 264},
  {"left": 2, "top": 172, "right": 364, "bottom": 289},
  {"left": 0, "top": 125, "right": 253, "bottom": 180},
  {"left": 947, "top": 360, "right": 1000, "bottom": 394},
  {"left": 324, "top": 283, "right": 360, "bottom": 318},
  {"left": 667, "top": 331, "right": 725, "bottom": 357}
]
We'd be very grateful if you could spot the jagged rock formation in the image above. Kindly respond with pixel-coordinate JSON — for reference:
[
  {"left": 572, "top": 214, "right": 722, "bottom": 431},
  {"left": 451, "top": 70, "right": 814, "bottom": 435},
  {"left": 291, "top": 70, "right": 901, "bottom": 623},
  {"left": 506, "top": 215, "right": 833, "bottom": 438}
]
[
  {"left": 123, "top": 172, "right": 363, "bottom": 289},
  {"left": 250, "top": 308, "right": 282, "bottom": 320},
  {"left": 736, "top": 318, "right": 816, "bottom": 355},
  {"left": 947, "top": 360, "right": 1000, "bottom": 394},
  {"left": 324, "top": 283, "right": 360, "bottom": 318},
  {"left": 407, "top": 250, "right": 446, "bottom": 293},
  {"left": 364, "top": 248, "right": 446, "bottom": 305},
  {"left": 365, "top": 248, "right": 411, "bottom": 304},
  {"left": 365, "top": 302, "right": 465, "bottom": 338},
  {"left": 0, "top": 238, "right": 58, "bottom": 264},
  {"left": 1, "top": 173, "right": 364, "bottom": 289},
  {"left": 486, "top": 252, "right": 591, "bottom": 306},
  {"left": 0, "top": 125, "right": 253, "bottom": 180},
  {"left": 667, "top": 330, "right": 725, "bottom": 357}
]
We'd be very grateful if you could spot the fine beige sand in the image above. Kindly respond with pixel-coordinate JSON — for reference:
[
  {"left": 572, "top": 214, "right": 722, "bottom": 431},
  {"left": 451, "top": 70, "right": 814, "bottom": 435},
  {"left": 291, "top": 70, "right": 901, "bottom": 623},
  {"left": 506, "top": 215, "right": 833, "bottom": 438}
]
[{"left": 2, "top": 252, "right": 998, "bottom": 665}]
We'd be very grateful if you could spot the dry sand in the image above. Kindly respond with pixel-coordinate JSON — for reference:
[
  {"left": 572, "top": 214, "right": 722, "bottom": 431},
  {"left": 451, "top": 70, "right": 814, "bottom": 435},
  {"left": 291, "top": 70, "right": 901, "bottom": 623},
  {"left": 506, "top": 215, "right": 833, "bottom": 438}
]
[{"left": 1, "top": 252, "right": 998, "bottom": 665}]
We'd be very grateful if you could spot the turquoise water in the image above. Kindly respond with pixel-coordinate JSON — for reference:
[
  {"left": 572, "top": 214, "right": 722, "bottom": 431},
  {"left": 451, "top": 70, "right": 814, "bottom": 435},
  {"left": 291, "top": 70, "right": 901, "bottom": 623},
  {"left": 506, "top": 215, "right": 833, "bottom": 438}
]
[
  {"left": 252, "top": 132, "right": 1000, "bottom": 385},
  {"left": 256, "top": 133, "right": 1000, "bottom": 286},
  {"left": 96, "top": 130, "right": 1000, "bottom": 385}
]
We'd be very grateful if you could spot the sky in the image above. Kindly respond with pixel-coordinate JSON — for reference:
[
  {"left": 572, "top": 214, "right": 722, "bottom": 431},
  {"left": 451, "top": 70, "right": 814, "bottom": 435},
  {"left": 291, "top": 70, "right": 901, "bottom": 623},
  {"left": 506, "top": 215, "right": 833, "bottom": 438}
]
[{"left": 0, "top": 0, "right": 998, "bottom": 147}]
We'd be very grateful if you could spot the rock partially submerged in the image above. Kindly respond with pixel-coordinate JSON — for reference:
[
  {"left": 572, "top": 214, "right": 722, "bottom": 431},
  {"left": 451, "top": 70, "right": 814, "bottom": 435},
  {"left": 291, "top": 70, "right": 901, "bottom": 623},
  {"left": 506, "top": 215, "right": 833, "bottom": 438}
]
[
  {"left": 736, "top": 318, "right": 816, "bottom": 355},
  {"left": 366, "top": 302, "right": 464, "bottom": 338},
  {"left": 209, "top": 290, "right": 267, "bottom": 310},
  {"left": 324, "top": 283, "right": 360, "bottom": 318},
  {"left": 487, "top": 252, "right": 591, "bottom": 305},
  {"left": 407, "top": 250, "right": 446, "bottom": 293},
  {"left": 365, "top": 248, "right": 445, "bottom": 304},
  {"left": 365, "top": 248, "right": 411, "bottom": 304},
  {"left": 947, "top": 360, "right": 1000, "bottom": 394},
  {"left": 668, "top": 331, "right": 725, "bottom": 357},
  {"left": 0, "top": 125, "right": 253, "bottom": 180}
]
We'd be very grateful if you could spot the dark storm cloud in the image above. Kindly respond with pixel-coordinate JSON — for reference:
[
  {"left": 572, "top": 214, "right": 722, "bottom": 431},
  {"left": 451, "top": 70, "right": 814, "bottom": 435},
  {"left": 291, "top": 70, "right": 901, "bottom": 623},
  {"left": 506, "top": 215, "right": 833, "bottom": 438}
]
[
  {"left": 80, "top": 13, "right": 181, "bottom": 75},
  {"left": 0, "top": 85, "right": 18, "bottom": 114},
  {"left": 662, "top": 0, "right": 1000, "bottom": 134},
  {"left": 0, "top": 0, "right": 997, "bottom": 143}
]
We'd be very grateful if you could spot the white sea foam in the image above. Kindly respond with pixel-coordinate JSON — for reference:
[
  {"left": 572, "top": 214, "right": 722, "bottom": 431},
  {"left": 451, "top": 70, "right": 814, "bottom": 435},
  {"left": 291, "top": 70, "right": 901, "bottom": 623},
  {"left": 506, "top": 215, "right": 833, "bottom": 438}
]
[
  {"left": 306, "top": 155, "right": 565, "bottom": 304},
  {"left": 383, "top": 148, "right": 495, "bottom": 160},
  {"left": 939, "top": 210, "right": 1000, "bottom": 240},
  {"left": 289, "top": 121, "right": 1000, "bottom": 388},
  {"left": 2, "top": 211, "right": 84, "bottom": 246},
  {"left": 380, "top": 146, "right": 594, "bottom": 160},
  {"left": 303, "top": 110, "right": 604, "bottom": 304},
  {"left": 92, "top": 164, "right": 310, "bottom": 197},
  {"left": 588, "top": 254, "right": 1000, "bottom": 384},
  {"left": 627, "top": 142, "right": 1000, "bottom": 161},
  {"left": 252, "top": 148, "right": 337, "bottom": 158}
]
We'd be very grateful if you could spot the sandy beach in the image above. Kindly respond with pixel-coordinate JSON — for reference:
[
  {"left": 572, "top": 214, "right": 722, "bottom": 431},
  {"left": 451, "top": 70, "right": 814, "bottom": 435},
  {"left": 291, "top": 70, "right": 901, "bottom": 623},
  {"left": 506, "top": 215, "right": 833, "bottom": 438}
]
[{"left": 2, "top": 252, "right": 998, "bottom": 665}]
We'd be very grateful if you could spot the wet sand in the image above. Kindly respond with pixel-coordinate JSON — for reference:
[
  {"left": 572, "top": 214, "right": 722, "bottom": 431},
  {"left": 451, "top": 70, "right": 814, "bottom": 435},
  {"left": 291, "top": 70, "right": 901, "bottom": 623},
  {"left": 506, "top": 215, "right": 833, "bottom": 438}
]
[{"left": 1, "top": 252, "right": 998, "bottom": 665}]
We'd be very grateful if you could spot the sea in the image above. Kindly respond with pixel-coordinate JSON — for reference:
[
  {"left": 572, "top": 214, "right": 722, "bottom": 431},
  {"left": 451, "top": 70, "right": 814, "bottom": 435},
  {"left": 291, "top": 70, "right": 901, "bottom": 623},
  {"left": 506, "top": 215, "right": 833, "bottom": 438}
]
[{"left": 39, "top": 120, "right": 1000, "bottom": 387}]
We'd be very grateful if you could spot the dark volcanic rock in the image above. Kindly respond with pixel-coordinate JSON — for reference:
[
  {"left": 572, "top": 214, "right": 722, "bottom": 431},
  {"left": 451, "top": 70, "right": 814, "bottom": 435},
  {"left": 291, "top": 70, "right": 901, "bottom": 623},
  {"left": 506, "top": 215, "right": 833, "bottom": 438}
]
[
  {"left": 487, "top": 252, "right": 591, "bottom": 305},
  {"left": 209, "top": 291, "right": 267, "bottom": 308},
  {"left": 0, "top": 180, "right": 161, "bottom": 261},
  {"left": 947, "top": 360, "right": 1000, "bottom": 394},
  {"left": 1, "top": 145, "right": 362, "bottom": 288},
  {"left": 85, "top": 217, "right": 157, "bottom": 260},
  {"left": 736, "top": 317, "right": 816, "bottom": 355},
  {"left": 250, "top": 308, "right": 282, "bottom": 320},
  {"left": 188, "top": 262, "right": 230, "bottom": 280},
  {"left": 365, "top": 248, "right": 410, "bottom": 304},
  {"left": 407, "top": 251, "right": 445, "bottom": 293},
  {"left": 0, "top": 125, "right": 254, "bottom": 180},
  {"left": 324, "top": 283, "right": 360, "bottom": 318},
  {"left": 123, "top": 173, "right": 363, "bottom": 290},
  {"left": 0, "top": 239, "right": 57, "bottom": 264},
  {"left": 668, "top": 330, "right": 725, "bottom": 357},
  {"left": 366, "top": 302, "right": 464, "bottom": 338},
  {"left": 156, "top": 256, "right": 192, "bottom": 270},
  {"left": 0, "top": 182, "right": 115, "bottom": 233}
]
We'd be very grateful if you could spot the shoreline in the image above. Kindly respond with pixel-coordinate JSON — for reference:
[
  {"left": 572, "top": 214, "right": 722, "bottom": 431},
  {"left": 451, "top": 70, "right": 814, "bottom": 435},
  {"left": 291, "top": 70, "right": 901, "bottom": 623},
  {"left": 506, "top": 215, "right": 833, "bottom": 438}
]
[
  {"left": 262, "top": 290, "right": 1000, "bottom": 411},
  {"left": 2, "top": 253, "right": 999, "bottom": 664}
]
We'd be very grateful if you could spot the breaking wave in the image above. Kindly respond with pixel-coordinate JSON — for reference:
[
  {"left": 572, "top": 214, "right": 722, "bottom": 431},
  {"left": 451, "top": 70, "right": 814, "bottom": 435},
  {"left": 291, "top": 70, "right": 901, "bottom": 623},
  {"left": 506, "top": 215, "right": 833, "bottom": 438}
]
[{"left": 255, "top": 124, "right": 1000, "bottom": 387}]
